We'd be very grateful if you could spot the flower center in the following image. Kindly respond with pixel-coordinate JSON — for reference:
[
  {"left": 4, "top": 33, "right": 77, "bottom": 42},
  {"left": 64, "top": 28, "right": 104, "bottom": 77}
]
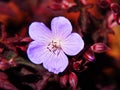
[{"left": 47, "top": 40, "right": 61, "bottom": 55}]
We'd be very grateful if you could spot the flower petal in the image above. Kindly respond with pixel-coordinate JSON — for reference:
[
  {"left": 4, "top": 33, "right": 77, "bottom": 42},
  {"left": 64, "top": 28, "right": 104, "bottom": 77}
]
[
  {"left": 51, "top": 16, "right": 72, "bottom": 39},
  {"left": 43, "top": 51, "right": 68, "bottom": 74},
  {"left": 61, "top": 33, "right": 84, "bottom": 56},
  {"left": 29, "top": 22, "right": 52, "bottom": 43},
  {"left": 27, "top": 41, "right": 50, "bottom": 64}
]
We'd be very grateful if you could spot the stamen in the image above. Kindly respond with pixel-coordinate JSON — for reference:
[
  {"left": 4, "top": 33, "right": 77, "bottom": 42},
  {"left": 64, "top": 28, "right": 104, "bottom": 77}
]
[{"left": 47, "top": 40, "right": 61, "bottom": 55}]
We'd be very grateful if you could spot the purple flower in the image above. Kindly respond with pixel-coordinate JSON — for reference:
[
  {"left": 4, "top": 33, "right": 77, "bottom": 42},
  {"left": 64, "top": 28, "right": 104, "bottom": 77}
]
[{"left": 27, "top": 16, "right": 84, "bottom": 74}]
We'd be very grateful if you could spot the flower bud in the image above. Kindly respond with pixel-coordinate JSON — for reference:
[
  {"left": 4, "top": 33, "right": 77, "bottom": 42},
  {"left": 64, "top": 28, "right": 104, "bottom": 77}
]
[
  {"left": 83, "top": 48, "right": 95, "bottom": 61},
  {"left": 59, "top": 74, "right": 68, "bottom": 87},
  {"left": 69, "top": 72, "right": 78, "bottom": 90},
  {"left": 111, "top": 3, "right": 120, "bottom": 14},
  {"left": 91, "top": 43, "right": 109, "bottom": 53}
]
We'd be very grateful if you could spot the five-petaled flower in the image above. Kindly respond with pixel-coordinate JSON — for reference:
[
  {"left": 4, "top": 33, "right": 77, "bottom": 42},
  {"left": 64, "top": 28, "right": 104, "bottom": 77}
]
[{"left": 27, "top": 16, "right": 84, "bottom": 74}]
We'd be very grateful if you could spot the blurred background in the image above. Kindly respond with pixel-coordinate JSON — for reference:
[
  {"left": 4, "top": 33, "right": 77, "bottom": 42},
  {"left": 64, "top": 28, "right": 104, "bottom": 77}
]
[{"left": 0, "top": 0, "right": 120, "bottom": 90}]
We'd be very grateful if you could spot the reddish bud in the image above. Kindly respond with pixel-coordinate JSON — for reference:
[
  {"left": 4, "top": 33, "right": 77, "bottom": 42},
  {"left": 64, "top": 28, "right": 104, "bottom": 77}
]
[
  {"left": 111, "top": 3, "right": 120, "bottom": 14},
  {"left": 83, "top": 48, "right": 95, "bottom": 61},
  {"left": 110, "top": 3, "right": 120, "bottom": 25},
  {"left": 59, "top": 74, "right": 68, "bottom": 87},
  {"left": 98, "top": 0, "right": 110, "bottom": 8},
  {"left": 91, "top": 43, "right": 110, "bottom": 53},
  {"left": 69, "top": 72, "right": 78, "bottom": 90}
]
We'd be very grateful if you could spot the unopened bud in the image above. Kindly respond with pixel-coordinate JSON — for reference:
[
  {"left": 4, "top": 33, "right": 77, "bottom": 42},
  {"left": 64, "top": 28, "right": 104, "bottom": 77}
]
[
  {"left": 69, "top": 72, "right": 78, "bottom": 90},
  {"left": 111, "top": 3, "right": 120, "bottom": 14},
  {"left": 91, "top": 43, "right": 109, "bottom": 53},
  {"left": 83, "top": 48, "right": 95, "bottom": 61},
  {"left": 59, "top": 74, "right": 68, "bottom": 87}
]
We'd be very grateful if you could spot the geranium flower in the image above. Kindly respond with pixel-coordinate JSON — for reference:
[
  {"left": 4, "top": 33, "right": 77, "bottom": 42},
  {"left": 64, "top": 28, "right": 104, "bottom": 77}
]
[{"left": 27, "top": 16, "right": 84, "bottom": 74}]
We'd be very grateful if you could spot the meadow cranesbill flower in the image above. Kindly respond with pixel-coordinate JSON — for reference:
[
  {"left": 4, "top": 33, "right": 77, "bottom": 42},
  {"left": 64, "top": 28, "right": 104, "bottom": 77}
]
[{"left": 27, "top": 16, "right": 84, "bottom": 74}]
